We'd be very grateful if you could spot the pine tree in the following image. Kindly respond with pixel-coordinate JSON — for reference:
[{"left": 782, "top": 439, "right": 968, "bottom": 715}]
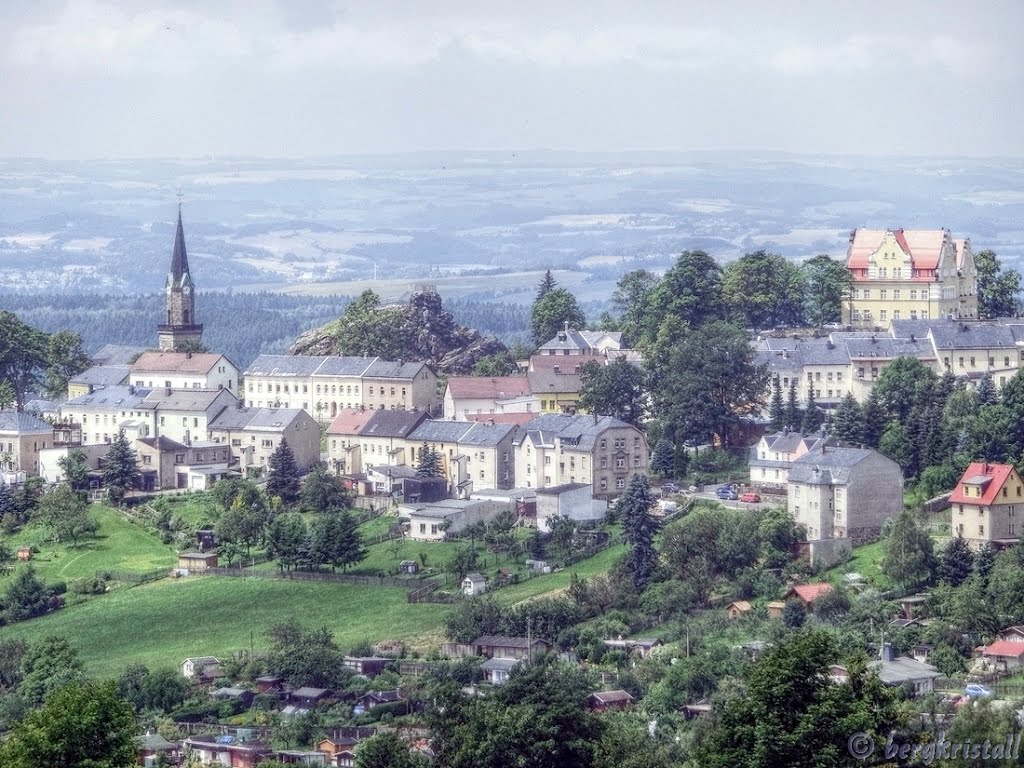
[
  {"left": 800, "top": 386, "right": 824, "bottom": 433},
  {"left": 975, "top": 543, "right": 996, "bottom": 584},
  {"left": 619, "top": 474, "right": 659, "bottom": 591},
  {"left": 0, "top": 481, "right": 15, "bottom": 518},
  {"left": 860, "top": 390, "right": 886, "bottom": 448},
  {"left": 527, "top": 528, "right": 546, "bottom": 560},
  {"left": 536, "top": 269, "right": 557, "bottom": 301},
  {"left": 650, "top": 439, "right": 675, "bottom": 477},
  {"left": 769, "top": 375, "right": 786, "bottom": 431},
  {"left": 266, "top": 438, "right": 301, "bottom": 506},
  {"left": 976, "top": 374, "right": 997, "bottom": 405},
  {"left": 785, "top": 381, "right": 801, "bottom": 430},
  {"left": 940, "top": 535, "right": 975, "bottom": 587},
  {"left": 827, "top": 393, "right": 863, "bottom": 445},
  {"left": 415, "top": 442, "right": 442, "bottom": 478},
  {"left": 102, "top": 430, "right": 141, "bottom": 505}
]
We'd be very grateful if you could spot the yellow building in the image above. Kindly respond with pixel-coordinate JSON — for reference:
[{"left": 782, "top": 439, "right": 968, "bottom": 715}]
[{"left": 843, "top": 229, "right": 977, "bottom": 328}]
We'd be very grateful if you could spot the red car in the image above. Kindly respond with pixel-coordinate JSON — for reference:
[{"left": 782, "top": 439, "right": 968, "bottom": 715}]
[{"left": 739, "top": 492, "right": 761, "bottom": 503}]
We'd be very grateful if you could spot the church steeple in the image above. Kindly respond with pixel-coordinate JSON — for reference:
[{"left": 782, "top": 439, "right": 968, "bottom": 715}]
[
  {"left": 169, "top": 205, "right": 191, "bottom": 286},
  {"left": 157, "top": 204, "right": 204, "bottom": 351}
]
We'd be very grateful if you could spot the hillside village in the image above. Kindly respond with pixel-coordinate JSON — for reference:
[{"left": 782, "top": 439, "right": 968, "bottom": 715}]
[{"left": 4, "top": 212, "right": 1024, "bottom": 767}]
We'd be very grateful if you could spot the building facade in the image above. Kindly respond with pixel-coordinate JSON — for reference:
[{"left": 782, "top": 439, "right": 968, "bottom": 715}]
[
  {"left": 949, "top": 462, "right": 1023, "bottom": 549},
  {"left": 131, "top": 351, "right": 239, "bottom": 393},
  {"left": 843, "top": 228, "right": 977, "bottom": 328}
]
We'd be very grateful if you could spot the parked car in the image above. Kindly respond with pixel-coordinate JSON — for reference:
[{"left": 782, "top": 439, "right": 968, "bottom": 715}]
[
  {"left": 965, "top": 684, "right": 993, "bottom": 698},
  {"left": 739, "top": 492, "right": 761, "bottom": 503},
  {"left": 716, "top": 487, "right": 738, "bottom": 501},
  {"left": 661, "top": 483, "right": 681, "bottom": 493}
]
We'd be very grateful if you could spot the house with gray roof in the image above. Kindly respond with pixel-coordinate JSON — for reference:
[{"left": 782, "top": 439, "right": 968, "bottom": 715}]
[
  {"left": 60, "top": 385, "right": 154, "bottom": 446},
  {"left": 141, "top": 387, "right": 238, "bottom": 447},
  {"left": 208, "top": 406, "right": 320, "bottom": 474},
  {"left": 748, "top": 430, "right": 838, "bottom": 489},
  {"left": 67, "top": 365, "right": 130, "bottom": 397},
  {"left": 408, "top": 419, "right": 517, "bottom": 494},
  {"left": 244, "top": 353, "right": 440, "bottom": 419},
  {"left": 513, "top": 413, "right": 649, "bottom": 499},
  {"left": 787, "top": 444, "right": 903, "bottom": 564},
  {"left": 401, "top": 498, "right": 508, "bottom": 541},
  {"left": 0, "top": 410, "right": 54, "bottom": 477}
]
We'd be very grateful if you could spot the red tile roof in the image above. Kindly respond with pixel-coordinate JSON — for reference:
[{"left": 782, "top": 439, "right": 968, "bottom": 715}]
[
  {"left": 789, "top": 583, "right": 833, "bottom": 604},
  {"left": 326, "top": 408, "right": 374, "bottom": 436},
  {"left": 132, "top": 351, "right": 224, "bottom": 374},
  {"left": 983, "top": 640, "right": 1024, "bottom": 659},
  {"left": 846, "top": 228, "right": 950, "bottom": 273},
  {"left": 446, "top": 377, "right": 531, "bottom": 400},
  {"left": 949, "top": 462, "right": 1015, "bottom": 506}
]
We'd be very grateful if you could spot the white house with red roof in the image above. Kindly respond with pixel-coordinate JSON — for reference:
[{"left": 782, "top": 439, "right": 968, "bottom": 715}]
[
  {"left": 842, "top": 228, "right": 977, "bottom": 328},
  {"left": 131, "top": 351, "right": 239, "bottom": 394},
  {"left": 949, "top": 461, "right": 1024, "bottom": 549},
  {"left": 784, "top": 583, "right": 833, "bottom": 610},
  {"left": 443, "top": 376, "right": 534, "bottom": 421},
  {"left": 980, "top": 626, "right": 1024, "bottom": 673}
]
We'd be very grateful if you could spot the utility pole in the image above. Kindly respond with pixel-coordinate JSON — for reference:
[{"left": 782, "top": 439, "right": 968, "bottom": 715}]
[{"left": 527, "top": 617, "right": 533, "bottom": 665}]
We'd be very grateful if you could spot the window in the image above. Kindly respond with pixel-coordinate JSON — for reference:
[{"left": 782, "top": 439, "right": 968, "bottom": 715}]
[
  {"left": 857, "top": 367, "right": 865, "bottom": 379},
  {"left": 419, "top": 523, "right": 426, "bottom": 534},
  {"left": 174, "top": 453, "right": 185, "bottom": 464},
  {"left": 142, "top": 455, "right": 151, "bottom": 465},
  {"left": 600, "top": 479, "right": 607, "bottom": 490},
  {"left": 893, "top": 289, "right": 900, "bottom": 299},
  {"left": 862, "top": 290, "right": 870, "bottom": 299},
  {"left": 970, "top": 356, "right": 976, "bottom": 367},
  {"left": 880, "top": 310, "right": 887, "bottom": 321},
  {"left": 616, "top": 478, "right": 625, "bottom": 489},
  {"left": 880, "top": 289, "right": 888, "bottom": 300},
  {"left": 600, "top": 439, "right": 606, "bottom": 449},
  {"left": 600, "top": 456, "right": 608, "bottom": 468},
  {"left": 616, "top": 458, "right": 625, "bottom": 468},
  {"left": 1005, "top": 357, "right": 1011, "bottom": 367},
  {"left": 959, "top": 357, "right": 965, "bottom": 367},
  {"left": 979, "top": 524, "right": 985, "bottom": 537},
  {"left": 431, "top": 525, "right": 438, "bottom": 536}
]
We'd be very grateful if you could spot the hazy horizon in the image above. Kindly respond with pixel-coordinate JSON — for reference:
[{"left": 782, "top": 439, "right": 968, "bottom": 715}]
[{"left": 3, "top": 1, "right": 1022, "bottom": 159}]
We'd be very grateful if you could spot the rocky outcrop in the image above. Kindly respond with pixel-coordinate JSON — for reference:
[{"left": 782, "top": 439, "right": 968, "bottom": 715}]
[{"left": 288, "top": 289, "right": 508, "bottom": 375}]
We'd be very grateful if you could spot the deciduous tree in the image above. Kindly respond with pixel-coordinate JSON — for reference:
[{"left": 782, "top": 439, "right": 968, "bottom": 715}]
[
  {"left": 881, "top": 510, "right": 937, "bottom": 593},
  {"left": 33, "top": 484, "right": 98, "bottom": 546},
  {"left": 530, "top": 288, "right": 586, "bottom": 347},
  {"left": 975, "top": 249, "right": 1022, "bottom": 319},
  {"left": 721, "top": 250, "right": 805, "bottom": 329},
  {"left": 578, "top": 358, "right": 645, "bottom": 426},
  {"left": 802, "top": 254, "right": 852, "bottom": 327}
]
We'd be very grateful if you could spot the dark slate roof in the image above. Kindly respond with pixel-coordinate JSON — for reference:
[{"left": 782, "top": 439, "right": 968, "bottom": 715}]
[
  {"left": 315, "top": 356, "right": 376, "bottom": 376},
  {"left": 143, "top": 388, "right": 235, "bottom": 411},
  {"left": 515, "top": 413, "right": 635, "bottom": 451},
  {"left": 527, "top": 370, "right": 583, "bottom": 394},
  {"left": 0, "top": 410, "right": 52, "bottom": 433},
  {"left": 409, "top": 420, "right": 474, "bottom": 444},
  {"left": 363, "top": 359, "right": 428, "bottom": 379},
  {"left": 245, "top": 355, "right": 327, "bottom": 377},
  {"left": 138, "top": 436, "right": 189, "bottom": 451},
  {"left": 845, "top": 337, "right": 934, "bottom": 360},
  {"left": 538, "top": 326, "right": 594, "bottom": 352},
  {"left": 359, "top": 409, "right": 429, "bottom": 438},
  {"left": 209, "top": 406, "right": 308, "bottom": 432},
  {"left": 91, "top": 344, "right": 148, "bottom": 367},
  {"left": 482, "top": 657, "right": 521, "bottom": 672},
  {"left": 367, "top": 464, "right": 418, "bottom": 479},
  {"left": 70, "top": 365, "right": 131, "bottom": 387},
  {"left": 928, "top": 321, "right": 1017, "bottom": 350},
  {"left": 65, "top": 385, "right": 151, "bottom": 409},
  {"left": 170, "top": 208, "right": 190, "bottom": 284},
  {"left": 455, "top": 421, "right": 516, "bottom": 447},
  {"left": 788, "top": 447, "right": 887, "bottom": 485}
]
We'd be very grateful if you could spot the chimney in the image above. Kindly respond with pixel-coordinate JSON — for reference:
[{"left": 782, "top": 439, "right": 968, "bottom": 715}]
[
  {"left": 165, "top": 387, "right": 172, "bottom": 397},
  {"left": 186, "top": 351, "right": 192, "bottom": 359},
  {"left": 910, "top": 333, "right": 916, "bottom": 343},
  {"left": 553, "top": 365, "right": 560, "bottom": 374},
  {"left": 128, "top": 385, "right": 135, "bottom": 395},
  {"left": 826, "top": 341, "right": 835, "bottom": 350},
  {"left": 593, "top": 413, "right": 598, "bottom": 424},
  {"left": 821, "top": 444, "right": 827, "bottom": 454},
  {"left": 564, "top": 321, "right": 570, "bottom": 332},
  {"left": 870, "top": 335, "right": 877, "bottom": 344}
]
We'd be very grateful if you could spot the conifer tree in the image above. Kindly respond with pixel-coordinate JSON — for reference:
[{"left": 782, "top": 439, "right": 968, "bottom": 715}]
[
  {"left": 266, "top": 438, "right": 301, "bottom": 506},
  {"left": 619, "top": 474, "right": 659, "bottom": 591},
  {"left": 650, "top": 439, "right": 675, "bottom": 477},
  {"left": 415, "top": 442, "right": 442, "bottom": 478},
  {"left": 976, "top": 374, "right": 997, "bottom": 405},
  {"left": 827, "top": 393, "right": 863, "bottom": 445},
  {"left": 527, "top": 528, "right": 546, "bottom": 560},
  {"left": 800, "top": 386, "right": 824, "bottom": 433},
  {"left": 768, "top": 375, "right": 786, "bottom": 431},
  {"left": 785, "top": 380, "right": 801, "bottom": 430},
  {"left": 940, "top": 535, "right": 975, "bottom": 587},
  {"left": 102, "top": 430, "right": 141, "bottom": 505},
  {"left": 860, "top": 390, "right": 886, "bottom": 448},
  {"left": 975, "top": 543, "right": 996, "bottom": 584},
  {"left": 536, "top": 269, "right": 557, "bottom": 301},
  {"left": 0, "top": 481, "right": 15, "bottom": 519}
]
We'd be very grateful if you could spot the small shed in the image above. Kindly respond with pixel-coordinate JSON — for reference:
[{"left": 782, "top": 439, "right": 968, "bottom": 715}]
[
  {"left": 588, "top": 690, "right": 635, "bottom": 712},
  {"left": 726, "top": 600, "right": 752, "bottom": 620},
  {"left": 255, "top": 675, "right": 283, "bottom": 693},
  {"left": 399, "top": 559, "right": 420, "bottom": 575},
  {"left": 481, "top": 657, "right": 520, "bottom": 685},
  {"left": 16, "top": 547, "right": 31, "bottom": 562},
  {"left": 178, "top": 552, "right": 218, "bottom": 571},
  {"left": 211, "top": 686, "right": 255, "bottom": 707},
  {"left": 766, "top": 600, "right": 786, "bottom": 619},
  {"left": 462, "top": 572, "right": 486, "bottom": 596}
]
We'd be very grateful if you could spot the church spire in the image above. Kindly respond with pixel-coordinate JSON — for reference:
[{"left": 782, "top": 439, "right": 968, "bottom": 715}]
[{"left": 170, "top": 205, "right": 190, "bottom": 285}]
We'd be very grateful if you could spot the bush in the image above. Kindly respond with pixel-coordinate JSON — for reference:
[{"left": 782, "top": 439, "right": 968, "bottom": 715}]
[{"left": 69, "top": 577, "right": 107, "bottom": 595}]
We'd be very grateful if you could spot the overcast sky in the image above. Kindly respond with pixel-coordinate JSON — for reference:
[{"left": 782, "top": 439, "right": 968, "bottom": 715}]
[{"left": 3, "top": 0, "right": 1022, "bottom": 159}]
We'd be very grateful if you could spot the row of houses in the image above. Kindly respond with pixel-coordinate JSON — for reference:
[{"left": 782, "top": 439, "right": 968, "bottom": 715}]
[
  {"left": 326, "top": 409, "right": 650, "bottom": 499},
  {"left": 755, "top": 317, "right": 1024, "bottom": 411}
]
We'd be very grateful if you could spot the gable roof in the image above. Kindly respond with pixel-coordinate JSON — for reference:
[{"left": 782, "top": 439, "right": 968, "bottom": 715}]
[
  {"left": 326, "top": 408, "right": 375, "bottom": 436},
  {"left": 143, "top": 388, "right": 235, "bottom": 412},
  {"left": 360, "top": 409, "right": 429, "bottom": 439},
  {"left": 527, "top": 370, "right": 583, "bottom": 395},
  {"left": 64, "top": 385, "right": 151, "bottom": 410},
  {"left": 0, "top": 410, "right": 53, "bottom": 434},
  {"left": 538, "top": 326, "right": 594, "bottom": 353},
  {"left": 788, "top": 447, "right": 888, "bottom": 485},
  {"left": 363, "top": 359, "right": 428, "bottom": 380},
  {"left": 949, "top": 462, "right": 1016, "bottom": 506},
  {"left": 209, "top": 406, "right": 308, "bottom": 433},
  {"left": 245, "top": 354, "right": 327, "bottom": 377},
  {"left": 847, "top": 228, "right": 951, "bottom": 274},
  {"left": 983, "top": 640, "right": 1024, "bottom": 659},
  {"left": 446, "top": 376, "right": 531, "bottom": 400},
  {"left": 314, "top": 356, "right": 376, "bottom": 376},
  {"left": 91, "top": 343, "right": 148, "bottom": 366},
  {"left": 70, "top": 365, "right": 131, "bottom": 387},
  {"left": 132, "top": 351, "right": 228, "bottom": 375},
  {"left": 788, "top": 583, "right": 833, "bottom": 603},
  {"left": 589, "top": 690, "right": 634, "bottom": 704}
]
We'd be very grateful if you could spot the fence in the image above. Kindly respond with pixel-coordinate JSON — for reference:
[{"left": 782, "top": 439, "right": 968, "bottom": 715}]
[
  {"left": 204, "top": 567, "right": 437, "bottom": 591},
  {"left": 97, "top": 567, "right": 167, "bottom": 585}
]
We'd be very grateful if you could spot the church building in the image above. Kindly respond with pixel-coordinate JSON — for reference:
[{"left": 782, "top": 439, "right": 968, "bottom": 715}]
[{"left": 158, "top": 206, "right": 204, "bottom": 351}]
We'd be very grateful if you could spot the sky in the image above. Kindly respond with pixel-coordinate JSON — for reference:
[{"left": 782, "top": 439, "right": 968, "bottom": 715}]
[{"left": 2, "top": 0, "right": 1022, "bottom": 159}]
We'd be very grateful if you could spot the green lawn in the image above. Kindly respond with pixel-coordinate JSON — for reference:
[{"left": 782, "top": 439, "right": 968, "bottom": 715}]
[
  {"left": 824, "top": 540, "right": 889, "bottom": 589},
  {"left": 2, "top": 505, "right": 177, "bottom": 584},
  {"left": 492, "top": 544, "right": 628, "bottom": 604},
  {"left": 0, "top": 576, "right": 448, "bottom": 676}
]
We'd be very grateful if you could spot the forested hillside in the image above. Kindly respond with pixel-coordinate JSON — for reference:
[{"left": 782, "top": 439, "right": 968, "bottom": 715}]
[{"left": 0, "top": 292, "right": 533, "bottom": 370}]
